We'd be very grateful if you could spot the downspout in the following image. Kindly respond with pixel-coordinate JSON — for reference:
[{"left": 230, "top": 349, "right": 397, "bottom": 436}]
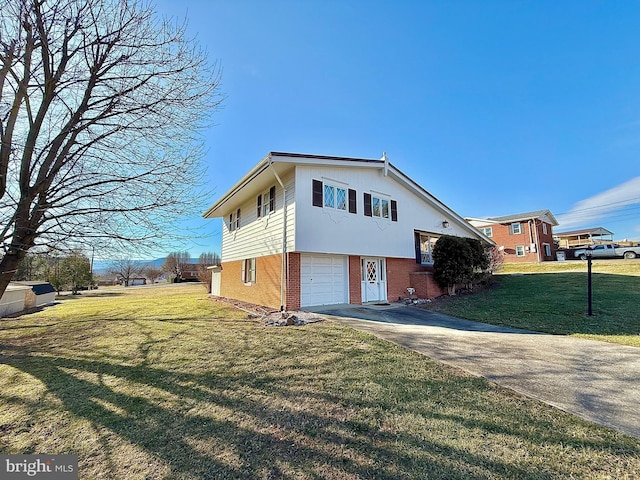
[
  {"left": 531, "top": 218, "right": 541, "bottom": 263},
  {"left": 269, "top": 159, "right": 287, "bottom": 311}
]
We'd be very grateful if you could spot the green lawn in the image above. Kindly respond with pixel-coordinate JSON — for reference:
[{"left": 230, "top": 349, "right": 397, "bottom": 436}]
[
  {"left": 425, "top": 260, "right": 640, "bottom": 347},
  {"left": 0, "top": 284, "right": 638, "bottom": 479}
]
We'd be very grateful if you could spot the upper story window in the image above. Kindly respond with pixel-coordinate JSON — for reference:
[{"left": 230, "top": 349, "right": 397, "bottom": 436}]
[
  {"left": 480, "top": 226, "right": 493, "bottom": 237},
  {"left": 510, "top": 222, "right": 522, "bottom": 235},
  {"left": 324, "top": 183, "right": 347, "bottom": 211},
  {"left": 257, "top": 186, "right": 276, "bottom": 218},
  {"left": 229, "top": 209, "right": 241, "bottom": 232},
  {"left": 364, "top": 192, "right": 398, "bottom": 222},
  {"left": 312, "top": 179, "right": 357, "bottom": 214},
  {"left": 542, "top": 223, "right": 548, "bottom": 235}
]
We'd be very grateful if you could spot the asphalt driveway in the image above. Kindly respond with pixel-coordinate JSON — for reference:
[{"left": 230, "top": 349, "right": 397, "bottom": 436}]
[{"left": 308, "top": 304, "right": 640, "bottom": 439}]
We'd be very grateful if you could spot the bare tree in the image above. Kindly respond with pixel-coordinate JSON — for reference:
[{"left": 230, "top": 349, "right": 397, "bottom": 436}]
[
  {"left": 142, "top": 264, "right": 162, "bottom": 284},
  {"left": 108, "top": 258, "right": 143, "bottom": 286},
  {"left": 161, "top": 250, "right": 190, "bottom": 282},
  {"left": 0, "top": 0, "right": 222, "bottom": 298},
  {"left": 197, "top": 251, "right": 220, "bottom": 292}
]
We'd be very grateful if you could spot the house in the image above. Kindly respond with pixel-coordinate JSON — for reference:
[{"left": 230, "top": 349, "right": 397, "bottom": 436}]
[
  {"left": 203, "top": 152, "right": 492, "bottom": 310},
  {"left": 554, "top": 227, "right": 614, "bottom": 250},
  {"left": 466, "top": 210, "right": 558, "bottom": 263}
]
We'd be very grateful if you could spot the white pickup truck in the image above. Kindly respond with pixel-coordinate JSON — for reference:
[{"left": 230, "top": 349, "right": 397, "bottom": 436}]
[{"left": 574, "top": 243, "right": 640, "bottom": 260}]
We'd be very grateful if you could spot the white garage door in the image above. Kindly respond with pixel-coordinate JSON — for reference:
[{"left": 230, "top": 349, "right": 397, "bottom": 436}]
[{"left": 300, "top": 254, "right": 348, "bottom": 307}]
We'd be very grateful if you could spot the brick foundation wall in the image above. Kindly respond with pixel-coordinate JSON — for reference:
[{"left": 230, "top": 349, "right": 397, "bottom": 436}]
[
  {"left": 220, "top": 254, "right": 283, "bottom": 310},
  {"left": 409, "top": 271, "right": 447, "bottom": 298},
  {"left": 348, "top": 256, "right": 362, "bottom": 305},
  {"left": 286, "top": 252, "right": 301, "bottom": 311},
  {"left": 385, "top": 258, "right": 430, "bottom": 302}
]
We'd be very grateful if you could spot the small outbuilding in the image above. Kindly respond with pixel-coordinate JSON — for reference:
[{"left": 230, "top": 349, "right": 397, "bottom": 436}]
[
  {"left": 0, "top": 284, "right": 31, "bottom": 317},
  {"left": 13, "top": 281, "right": 57, "bottom": 309}
]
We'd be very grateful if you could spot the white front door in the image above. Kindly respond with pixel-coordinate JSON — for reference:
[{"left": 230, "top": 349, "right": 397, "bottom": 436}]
[{"left": 361, "top": 258, "right": 387, "bottom": 303}]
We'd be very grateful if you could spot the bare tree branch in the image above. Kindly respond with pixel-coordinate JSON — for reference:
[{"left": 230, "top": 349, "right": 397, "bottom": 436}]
[{"left": 0, "top": 0, "right": 222, "bottom": 296}]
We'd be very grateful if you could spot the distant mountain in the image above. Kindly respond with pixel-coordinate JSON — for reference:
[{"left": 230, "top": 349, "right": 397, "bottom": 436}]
[{"left": 92, "top": 258, "right": 200, "bottom": 275}]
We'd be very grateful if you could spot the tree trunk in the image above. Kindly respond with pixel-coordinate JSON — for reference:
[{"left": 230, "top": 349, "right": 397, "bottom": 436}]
[{"left": 0, "top": 251, "right": 28, "bottom": 297}]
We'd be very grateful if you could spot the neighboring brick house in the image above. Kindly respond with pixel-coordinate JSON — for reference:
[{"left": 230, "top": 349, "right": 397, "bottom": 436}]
[
  {"left": 203, "top": 152, "right": 493, "bottom": 310},
  {"left": 466, "top": 210, "right": 558, "bottom": 263}
]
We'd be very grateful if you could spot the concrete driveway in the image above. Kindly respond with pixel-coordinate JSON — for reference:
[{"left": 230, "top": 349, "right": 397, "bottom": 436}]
[{"left": 308, "top": 304, "right": 640, "bottom": 439}]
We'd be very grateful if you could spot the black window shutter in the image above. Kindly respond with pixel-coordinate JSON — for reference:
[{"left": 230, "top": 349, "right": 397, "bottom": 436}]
[
  {"left": 414, "top": 231, "right": 422, "bottom": 264},
  {"left": 348, "top": 189, "right": 357, "bottom": 214},
  {"left": 236, "top": 208, "right": 241, "bottom": 228},
  {"left": 391, "top": 200, "right": 398, "bottom": 222},
  {"left": 312, "top": 180, "right": 323, "bottom": 207},
  {"left": 269, "top": 186, "right": 276, "bottom": 211},
  {"left": 257, "top": 195, "right": 262, "bottom": 218},
  {"left": 364, "top": 193, "right": 372, "bottom": 217}
]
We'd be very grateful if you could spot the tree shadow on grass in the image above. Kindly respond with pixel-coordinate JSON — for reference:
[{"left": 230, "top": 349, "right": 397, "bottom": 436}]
[{"left": 1, "top": 339, "right": 638, "bottom": 479}]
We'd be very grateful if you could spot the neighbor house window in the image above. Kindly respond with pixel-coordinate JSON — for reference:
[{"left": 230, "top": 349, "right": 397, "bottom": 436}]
[
  {"left": 511, "top": 223, "right": 522, "bottom": 234},
  {"left": 516, "top": 245, "right": 526, "bottom": 257},
  {"left": 480, "top": 227, "right": 493, "bottom": 237},
  {"left": 242, "top": 258, "right": 256, "bottom": 284},
  {"left": 258, "top": 186, "right": 276, "bottom": 218}
]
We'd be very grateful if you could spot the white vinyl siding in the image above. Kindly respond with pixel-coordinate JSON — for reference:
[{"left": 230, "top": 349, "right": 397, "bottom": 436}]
[
  {"left": 295, "top": 165, "right": 477, "bottom": 259},
  {"left": 221, "top": 172, "right": 295, "bottom": 262}
]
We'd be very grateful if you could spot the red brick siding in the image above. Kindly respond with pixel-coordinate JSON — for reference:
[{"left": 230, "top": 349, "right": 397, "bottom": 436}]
[
  {"left": 409, "top": 271, "right": 447, "bottom": 298},
  {"left": 286, "top": 252, "right": 301, "bottom": 311},
  {"left": 481, "top": 220, "right": 556, "bottom": 263},
  {"left": 348, "top": 256, "right": 362, "bottom": 305},
  {"left": 385, "top": 258, "right": 431, "bottom": 302},
  {"left": 220, "top": 254, "right": 283, "bottom": 310}
]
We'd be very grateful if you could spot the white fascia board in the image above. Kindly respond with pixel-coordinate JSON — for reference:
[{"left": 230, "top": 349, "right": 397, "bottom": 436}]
[
  {"left": 202, "top": 155, "right": 273, "bottom": 218},
  {"left": 465, "top": 217, "right": 501, "bottom": 226},
  {"left": 542, "top": 211, "right": 559, "bottom": 226},
  {"left": 387, "top": 165, "right": 495, "bottom": 245},
  {"left": 203, "top": 152, "right": 384, "bottom": 218},
  {"left": 269, "top": 152, "right": 383, "bottom": 169}
]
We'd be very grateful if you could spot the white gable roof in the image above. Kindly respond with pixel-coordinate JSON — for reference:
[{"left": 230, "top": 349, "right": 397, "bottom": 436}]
[{"left": 203, "top": 152, "right": 493, "bottom": 244}]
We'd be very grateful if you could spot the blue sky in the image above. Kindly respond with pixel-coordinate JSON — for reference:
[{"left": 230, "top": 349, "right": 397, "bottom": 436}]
[{"left": 154, "top": 0, "right": 640, "bottom": 257}]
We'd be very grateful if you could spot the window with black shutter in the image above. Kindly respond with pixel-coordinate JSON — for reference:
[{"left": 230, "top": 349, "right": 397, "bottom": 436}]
[
  {"left": 348, "top": 189, "right": 357, "bottom": 214},
  {"left": 364, "top": 193, "right": 372, "bottom": 217},
  {"left": 269, "top": 186, "right": 276, "bottom": 212},
  {"left": 312, "top": 179, "right": 323, "bottom": 207}
]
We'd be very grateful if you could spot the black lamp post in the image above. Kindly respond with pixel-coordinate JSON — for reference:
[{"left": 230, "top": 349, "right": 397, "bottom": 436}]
[{"left": 586, "top": 249, "right": 593, "bottom": 316}]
